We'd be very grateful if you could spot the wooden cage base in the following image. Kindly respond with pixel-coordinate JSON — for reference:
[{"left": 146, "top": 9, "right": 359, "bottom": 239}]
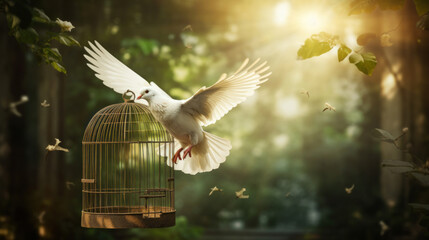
[{"left": 81, "top": 207, "right": 175, "bottom": 228}]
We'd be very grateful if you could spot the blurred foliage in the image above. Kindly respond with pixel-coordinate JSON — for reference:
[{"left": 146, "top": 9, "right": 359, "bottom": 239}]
[
  {"left": 417, "top": 12, "right": 429, "bottom": 31},
  {"left": 0, "top": 0, "right": 80, "bottom": 74}
]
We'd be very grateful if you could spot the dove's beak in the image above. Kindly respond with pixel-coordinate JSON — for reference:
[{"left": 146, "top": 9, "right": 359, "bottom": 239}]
[{"left": 137, "top": 95, "right": 143, "bottom": 100}]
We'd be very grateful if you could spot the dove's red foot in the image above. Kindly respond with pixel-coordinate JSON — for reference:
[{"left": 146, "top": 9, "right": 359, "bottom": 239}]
[
  {"left": 183, "top": 146, "right": 193, "bottom": 159},
  {"left": 172, "top": 148, "right": 183, "bottom": 164}
]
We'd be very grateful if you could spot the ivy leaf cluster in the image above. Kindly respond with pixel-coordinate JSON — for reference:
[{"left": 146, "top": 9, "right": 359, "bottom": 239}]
[{"left": 297, "top": 32, "right": 377, "bottom": 76}]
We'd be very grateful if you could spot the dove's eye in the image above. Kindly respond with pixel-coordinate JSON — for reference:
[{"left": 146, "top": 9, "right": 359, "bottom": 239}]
[{"left": 145, "top": 90, "right": 149, "bottom": 94}]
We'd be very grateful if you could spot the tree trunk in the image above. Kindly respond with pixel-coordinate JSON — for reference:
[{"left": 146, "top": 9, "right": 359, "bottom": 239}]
[{"left": 380, "top": 0, "right": 429, "bottom": 207}]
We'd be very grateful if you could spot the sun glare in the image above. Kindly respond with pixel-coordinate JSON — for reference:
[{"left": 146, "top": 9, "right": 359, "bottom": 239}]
[
  {"left": 276, "top": 96, "right": 301, "bottom": 118},
  {"left": 299, "top": 11, "right": 325, "bottom": 32},
  {"left": 382, "top": 73, "right": 396, "bottom": 100},
  {"left": 273, "top": 2, "right": 291, "bottom": 26}
]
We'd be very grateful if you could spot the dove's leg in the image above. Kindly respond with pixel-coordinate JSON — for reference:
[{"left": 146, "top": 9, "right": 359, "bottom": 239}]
[
  {"left": 172, "top": 148, "right": 184, "bottom": 164},
  {"left": 183, "top": 146, "right": 193, "bottom": 159},
  {"left": 182, "top": 131, "right": 202, "bottom": 159}
]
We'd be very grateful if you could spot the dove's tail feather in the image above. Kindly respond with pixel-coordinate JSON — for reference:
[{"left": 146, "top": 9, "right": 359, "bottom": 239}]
[
  {"left": 177, "top": 131, "right": 231, "bottom": 175},
  {"left": 162, "top": 132, "right": 231, "bottom": 175}
]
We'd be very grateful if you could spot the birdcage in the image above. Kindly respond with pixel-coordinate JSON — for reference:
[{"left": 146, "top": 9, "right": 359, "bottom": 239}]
[{"left": 81, "top": 90, "right": 175, "bottom": 228}]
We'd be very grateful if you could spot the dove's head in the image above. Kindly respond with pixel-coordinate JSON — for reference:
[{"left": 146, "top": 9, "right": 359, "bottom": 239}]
[{"left": 137, "top": 87, "right": 157, "bottom": 102}]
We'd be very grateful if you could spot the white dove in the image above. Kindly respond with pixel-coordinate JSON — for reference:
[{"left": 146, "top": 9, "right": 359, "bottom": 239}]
[{"left": 84, "top": 41, "right": 271, "bottom": 175}]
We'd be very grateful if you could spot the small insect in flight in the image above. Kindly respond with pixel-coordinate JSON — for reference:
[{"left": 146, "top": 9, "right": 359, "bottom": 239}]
[
  {"left": 209, "top": 186, "right": 222, "bottom": 196},
  {"left": 41, "top": 100, "right": 50, "bottom": 108},
  {"left": 323, "top": 102, "right": 336, "bottom": 112},
  {"left": 379, "top": 220, "right": 389, "bottom": 236},
  {"left": 300, "top": 90, "right": 310, "bottom": 99},
  {"left": 235, "top": 188, "right": 249, "bottom": 199},
  {"left": 345, "top": 184, "right": 355, "bottom": 194},
  {"left": 46, "top": 138, "right": 69, "bottom": 153}
]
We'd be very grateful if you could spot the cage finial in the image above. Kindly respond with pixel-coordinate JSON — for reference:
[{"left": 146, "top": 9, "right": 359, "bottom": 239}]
[{"left": 122, "top": 89, "right": 136, "bottom": 103}]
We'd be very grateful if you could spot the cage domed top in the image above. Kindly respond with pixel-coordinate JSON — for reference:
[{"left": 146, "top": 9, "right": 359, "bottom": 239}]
[
  {"left": 81, "top": 91, "right": 175, "bottom": 229},
  {"left": 83, "top": 97, "right": 173, "bottom": 144}
]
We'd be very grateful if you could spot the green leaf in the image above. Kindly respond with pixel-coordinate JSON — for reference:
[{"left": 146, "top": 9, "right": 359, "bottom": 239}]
[
  {"left": 67, "top": 35, "right": 80, "bottom": 47},
  {"left": 58, "top": 34, "right": 80, "bottom": 47},
  {"left": 338, "top": 45, "right": 352, "bottom": 62},
  {"left": 417, "top": 13, "right": 429, "bottom": 31},
  {"left": 349, "top": 52, "right": 364, "bottom": 64},
  {"left": 51, "top": 62, "right": 66, "bottom": 74},
  {"left": 409, "top": 203, "right": 429, "bottom": 212},
  {"left": 373, "top": 128, "right": 395, "bottom": 143},
  {"left": 411, "top": 172, "right": 429, "bottom": 186},
  {"left": 381, "top": 160, "right": 414, "bottom": 167},
  {"left": 50, "top": 48, "right": 61, "bottom": 58},
  {"left": 382, "top": 160, "right": 415, "bottom": 174},
  {"left": 385, "top": 166, "right": 414, "bottom": 173},
  {"left": 297, "top": 33, "right": 337, "bottom": 60},
  {"left": 349, "top": 0, "right": 377, "bottom": 15},
  {"left": 42, "top": 47, "right": 62, "bottom": 62},
  {"left": 414, "top": 0, "right": 429, "bottom": 16},
  {"left": 15, "top": 27, "right": 39, "bottom": 44},
  {"left": 6, "top": 14, "right": 21, "bottom": 30},
  {"left": 32, "top": 8, "right": 51, "bottom": 23},
  {"left": 349, "top": 52, "right": 377, "bottom": 75}
]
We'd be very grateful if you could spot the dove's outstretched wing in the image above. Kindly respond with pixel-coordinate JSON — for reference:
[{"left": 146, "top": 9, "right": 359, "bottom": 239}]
[
  {"left": 84, "top": 41, "right": 150, "bottom": 102},
  {"left": 182, "top": 59, "right": 271, "bottom": 126}
]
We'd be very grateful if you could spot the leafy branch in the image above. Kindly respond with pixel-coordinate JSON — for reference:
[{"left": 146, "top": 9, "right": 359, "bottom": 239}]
[
  {"left": 1, "top": 0, "right": 80, "bottom": 74},
  {"left": 297, "top": 1, "right": 429, "bottom": 77},
  {"left": 373, "top": 127, "right": 429, "bottom": 228},
  {"left": 297, "top": 32, "right": 377, "bottom": 76}
]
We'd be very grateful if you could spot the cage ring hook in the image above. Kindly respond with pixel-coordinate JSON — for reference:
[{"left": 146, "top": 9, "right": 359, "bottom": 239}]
[{"left": 122, "top": 90, "right": 136, "bottom": 102}]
